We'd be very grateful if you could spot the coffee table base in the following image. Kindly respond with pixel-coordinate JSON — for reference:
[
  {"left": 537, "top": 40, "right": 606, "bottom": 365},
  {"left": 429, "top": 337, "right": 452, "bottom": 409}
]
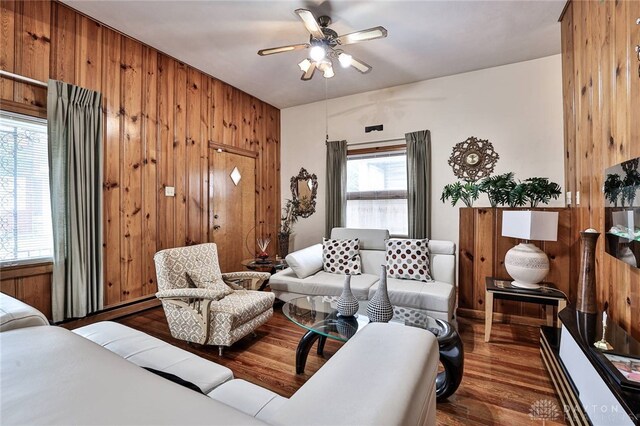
[
  {"left": 295, "top": 323, "right": 464, "bottom": 401},
  {"left": 296, "top": 330, "right": 328, "bottom": 374}
]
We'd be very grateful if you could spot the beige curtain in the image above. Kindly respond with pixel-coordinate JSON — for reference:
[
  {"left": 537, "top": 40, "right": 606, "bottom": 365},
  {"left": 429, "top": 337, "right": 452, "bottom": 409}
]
[
  {"left": 325, "top": 140, "right": 347, "bottom": 237},
  {"left": 48, "top": 80, "right": 103, "bottom": 322},
  {"left": 406, "top": 130, "right": 431, "bottom": 239}
]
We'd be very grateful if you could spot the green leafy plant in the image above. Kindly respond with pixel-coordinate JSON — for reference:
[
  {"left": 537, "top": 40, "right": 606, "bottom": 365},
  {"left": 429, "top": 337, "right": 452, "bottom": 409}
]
[
  {"left": 508, "top": 177, "right": 562, "bottom": 208},
  {"left": 478, "top": 172, "right": 516, "bottom": 207},
  {"left": 621, "top": 159, "right": 640, "bottom": 207},
  {"left": 440, "top": 181, "right": 480, "bottom": 207},
  {"left": 604, "top": 173, "right": 623, "bottom": 207},
  {"left": 280, "top": 198, "right": 300, "bottom": 237}
]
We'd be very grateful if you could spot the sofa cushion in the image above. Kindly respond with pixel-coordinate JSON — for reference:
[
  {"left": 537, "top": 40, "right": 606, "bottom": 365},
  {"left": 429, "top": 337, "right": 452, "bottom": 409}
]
[
  {"left": 386, "top": 238, "right": 432, "bottom": 282},
  {"left": 368, "top": 278, "right": 454, "bottom": 314},
  {"left": 359, "top": 250, "right": 386, "bottom": 276},
  {"left": 2, "top": 326, "right": 261, "bottom": 425},
  {"left": 207, "top": 379, "right": 287, "bottom": 422},
  {"left": 330, "top": 228, "right": 390, "bottom": 250},
  {"left": 286, "top": 244, "right": 323, "bottom": 279},
  {"left": 211, "top": 291, "right": 275, "bottom": 328},
  {"left": 73, "top": 321, "right": 233, "bottom": 393},
  {"left": 322, "top": 238, "right": 362, "bottom": 275},
  {"left": 269, "top": 270, "right": 378, "bottom": 300},
  {"left": 188, "top": 267, "right": 234, "bottom": 298}
]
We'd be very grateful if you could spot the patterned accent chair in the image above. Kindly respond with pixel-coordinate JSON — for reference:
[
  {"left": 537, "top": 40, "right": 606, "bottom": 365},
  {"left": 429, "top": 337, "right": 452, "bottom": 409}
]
[{"left": 154, "top": 244, "right": 275, "bottom": 356}]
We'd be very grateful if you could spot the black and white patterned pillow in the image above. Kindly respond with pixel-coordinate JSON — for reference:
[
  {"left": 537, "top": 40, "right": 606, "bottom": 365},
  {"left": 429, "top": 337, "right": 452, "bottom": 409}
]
[
  {"left": 386, "top": 238, "right": 433, "bottom": 282},
  {"left": 322, "top": 238, "right": 362, "bottom": 275}
]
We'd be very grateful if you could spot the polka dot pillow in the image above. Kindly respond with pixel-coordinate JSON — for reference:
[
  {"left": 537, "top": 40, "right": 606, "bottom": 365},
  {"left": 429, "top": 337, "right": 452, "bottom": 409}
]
[
  {"left": 322, "top": 238, "right": 362, "bottom": 275},
  {"left": 386, "top": 238, "right": 433, "bottom": 282}
]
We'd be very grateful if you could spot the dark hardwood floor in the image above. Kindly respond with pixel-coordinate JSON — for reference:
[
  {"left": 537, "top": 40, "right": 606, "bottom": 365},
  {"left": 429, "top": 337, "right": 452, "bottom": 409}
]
[{"left": 118, "top": 306, "right": 566, "bottom": 425}]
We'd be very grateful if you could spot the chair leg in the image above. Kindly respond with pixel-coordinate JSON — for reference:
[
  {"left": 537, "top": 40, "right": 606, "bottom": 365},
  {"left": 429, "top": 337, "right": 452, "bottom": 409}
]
[{"left": 218, "top": 346, "right": 224, "bottom": 357}]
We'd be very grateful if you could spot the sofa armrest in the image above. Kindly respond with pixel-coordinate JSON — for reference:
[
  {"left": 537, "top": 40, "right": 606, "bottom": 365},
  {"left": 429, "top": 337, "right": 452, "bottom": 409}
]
[
  {"left": 0, "top": 292, "right": 49, "bottom": 332},
  {"left": 272, "top": 323, "right": 439, "bottom": 426},
  {"left": 155, "top": 288, "right": 226, "bottom": 301}
]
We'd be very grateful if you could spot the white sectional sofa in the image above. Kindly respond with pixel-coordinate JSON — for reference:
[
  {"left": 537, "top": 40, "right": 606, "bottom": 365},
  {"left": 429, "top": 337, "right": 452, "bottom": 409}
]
[
  {"left": 0, "top": 292, "right": 439, "bottom": 425},
  {"left": 270, "top": 228, "right": 457, "bottom": 322}
]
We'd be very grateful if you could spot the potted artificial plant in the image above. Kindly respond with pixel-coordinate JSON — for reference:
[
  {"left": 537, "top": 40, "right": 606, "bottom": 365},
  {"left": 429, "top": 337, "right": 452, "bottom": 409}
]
[{"left": 279, "top": 198, "right": 300, "bottom": 258}]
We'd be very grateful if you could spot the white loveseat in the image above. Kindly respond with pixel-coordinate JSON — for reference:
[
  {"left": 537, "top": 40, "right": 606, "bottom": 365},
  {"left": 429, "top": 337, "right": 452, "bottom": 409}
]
[
  {"left": 0, "top": 293, "right": 439, "bottom": 425},
  {"left": 270, "top": 228, "right": 457, "bottom": 322}
]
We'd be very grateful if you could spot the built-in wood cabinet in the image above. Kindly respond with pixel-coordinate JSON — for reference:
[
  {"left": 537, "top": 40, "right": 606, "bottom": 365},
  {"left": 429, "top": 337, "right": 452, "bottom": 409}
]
[
  {"left": 0, "top": 1, "right": 280, "bottom": 311},
  {"left": 457, "top": 207, "right": 574, "bottom": 325}
]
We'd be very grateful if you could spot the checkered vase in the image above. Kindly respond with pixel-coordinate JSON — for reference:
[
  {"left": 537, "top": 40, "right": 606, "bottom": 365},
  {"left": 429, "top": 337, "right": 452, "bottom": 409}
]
[
  {"left": 337, "top": 275, "right": 359, "bottom": 317},
  {"left": 366, "top": 265, "right": 393, "bottom": 323}
]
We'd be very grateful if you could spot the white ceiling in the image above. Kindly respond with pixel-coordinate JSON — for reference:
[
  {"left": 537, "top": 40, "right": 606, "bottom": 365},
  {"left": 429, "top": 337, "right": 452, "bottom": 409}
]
[{"left": 62, "top": 0, "right": 565, "bottom": 109}]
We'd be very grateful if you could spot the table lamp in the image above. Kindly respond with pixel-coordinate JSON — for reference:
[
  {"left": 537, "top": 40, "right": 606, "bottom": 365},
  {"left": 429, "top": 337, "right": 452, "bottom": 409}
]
[{"left": 502, "top": 210, "right": 559, "bottom": 289}]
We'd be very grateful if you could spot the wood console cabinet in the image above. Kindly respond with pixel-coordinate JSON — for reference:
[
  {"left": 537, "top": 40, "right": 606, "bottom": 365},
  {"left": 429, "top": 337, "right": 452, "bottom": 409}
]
[{"left": 457, "top": 207, "right": 575, "bottom": 325}]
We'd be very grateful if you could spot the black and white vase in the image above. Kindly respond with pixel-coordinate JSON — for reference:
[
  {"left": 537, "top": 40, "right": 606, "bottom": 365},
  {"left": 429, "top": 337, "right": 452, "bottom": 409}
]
[
  {"left": 337, "top": 275, "right": 359, "bottom": 317},
  {"left": 367, "top": 265, "right": 393, "bottom": 323}
]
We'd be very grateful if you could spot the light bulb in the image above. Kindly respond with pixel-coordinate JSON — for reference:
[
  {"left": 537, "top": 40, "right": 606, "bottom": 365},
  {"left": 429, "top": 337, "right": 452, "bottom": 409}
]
[
  {"left": 338, "top": 52, "right": 352, "bottom": 68},
  {"left": 309, "top": 45, "right": 325, "bottom": 62},
  {"left": 298, "top": 59, "right": 312, "bottom": 73},
  {"left": 323, "top": 64, "right": 334, "bottom": 78}
]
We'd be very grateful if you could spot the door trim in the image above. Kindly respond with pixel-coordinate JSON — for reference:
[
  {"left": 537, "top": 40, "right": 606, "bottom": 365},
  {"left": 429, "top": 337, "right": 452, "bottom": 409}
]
[{"left": 209, "top": 141, "right": 258, "bottom": 159}]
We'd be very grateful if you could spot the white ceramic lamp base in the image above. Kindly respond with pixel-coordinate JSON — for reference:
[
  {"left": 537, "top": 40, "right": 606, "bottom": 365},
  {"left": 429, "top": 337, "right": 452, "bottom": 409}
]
[{"left": 504, "top": 243, "right": 550, "bottom": 289}]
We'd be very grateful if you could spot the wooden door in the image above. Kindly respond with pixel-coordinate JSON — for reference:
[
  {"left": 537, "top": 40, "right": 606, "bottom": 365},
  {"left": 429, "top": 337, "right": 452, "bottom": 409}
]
[{"left": 209, "top": 149, "right": 256, "bottom": 272}]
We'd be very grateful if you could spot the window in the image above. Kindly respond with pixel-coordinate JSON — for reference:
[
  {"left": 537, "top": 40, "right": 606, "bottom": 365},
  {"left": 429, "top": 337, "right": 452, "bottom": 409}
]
[
  {"left": 346, "top": 150, "right": 408, "bottom": 236},
  {"left": 0, "top": 111, "right": 53, "bottom": 265}
]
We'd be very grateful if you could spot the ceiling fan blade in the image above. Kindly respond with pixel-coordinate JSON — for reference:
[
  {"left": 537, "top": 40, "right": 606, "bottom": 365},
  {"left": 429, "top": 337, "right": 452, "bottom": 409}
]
[
  {"left": 301, "top": 62, "right": 317, "bottom": 81},
  {"left": 350, "top": 56, "right": 372, "bottom": 74},
  {"left": 336, "top": 26, "right": 388, "bottom": 45},
  {"left": 295, "top": 8, "right": 325, "bottom": 40},
  {"left": 258, "top": 43, "right": 309, "bottom": 56}
]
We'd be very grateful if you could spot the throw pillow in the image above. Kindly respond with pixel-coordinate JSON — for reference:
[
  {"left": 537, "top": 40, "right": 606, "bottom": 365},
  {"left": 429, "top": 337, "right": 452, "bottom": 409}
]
[
  {"left": 386, "top": 238, "right": 433, "bottom": 282},
  {"left": 322, "top": 238, "right": 362, "bottom": 275},
  {"left": 187, "top": 267, "right": 234, "bottom": 299},
  {"left": 286, "top": 243, "right": 323, "bottom": 279}
]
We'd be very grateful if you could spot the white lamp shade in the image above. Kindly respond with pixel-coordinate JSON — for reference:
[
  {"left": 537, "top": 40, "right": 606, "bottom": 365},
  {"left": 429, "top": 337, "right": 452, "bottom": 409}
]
[{"left": 501, "top": 210, "right": 559, "bottom": 242}]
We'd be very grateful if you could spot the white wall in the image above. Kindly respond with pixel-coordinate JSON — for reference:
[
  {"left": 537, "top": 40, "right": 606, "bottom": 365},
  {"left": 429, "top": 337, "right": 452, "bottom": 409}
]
[{"left": 281, "top": 55, "right": 565, "bottom": 251}]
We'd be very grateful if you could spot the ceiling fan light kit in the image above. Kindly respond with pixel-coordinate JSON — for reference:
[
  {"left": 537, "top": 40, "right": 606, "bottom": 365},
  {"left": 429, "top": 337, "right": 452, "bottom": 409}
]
[{"left": 257, "top": 8, "right": 387, "bottom": 81}]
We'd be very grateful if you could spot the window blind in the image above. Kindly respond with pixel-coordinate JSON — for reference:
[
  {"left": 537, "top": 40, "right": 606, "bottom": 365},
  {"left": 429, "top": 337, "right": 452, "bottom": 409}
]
[
  {"left": 346, "top": 150, "right": 408, "bottom": 236},
  {"left": 0, "top": 110, "right": 53, "bottom": 264}
]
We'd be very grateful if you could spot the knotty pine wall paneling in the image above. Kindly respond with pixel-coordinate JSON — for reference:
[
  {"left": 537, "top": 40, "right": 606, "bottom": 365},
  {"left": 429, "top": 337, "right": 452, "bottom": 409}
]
[
  {"left": 561, "top": 1, "right": 640, "bottom": 338},
  {"left": 0, "top": 1, "right": 281, "bottom": 310}
]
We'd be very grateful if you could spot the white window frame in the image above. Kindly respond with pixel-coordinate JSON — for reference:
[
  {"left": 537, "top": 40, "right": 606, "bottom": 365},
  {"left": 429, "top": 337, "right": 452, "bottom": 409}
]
[{"left": 0, "top": 110, "right": 53, "bottom": 268}]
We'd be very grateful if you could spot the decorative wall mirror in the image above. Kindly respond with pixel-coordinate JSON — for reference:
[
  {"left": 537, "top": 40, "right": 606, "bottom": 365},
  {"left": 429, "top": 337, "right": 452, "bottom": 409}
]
[
  {"left": 448, "top": 136, "right": 499, "bottom": 182},
  {"left": 291, "top": 167, "right": 318, "bottom": 218}
]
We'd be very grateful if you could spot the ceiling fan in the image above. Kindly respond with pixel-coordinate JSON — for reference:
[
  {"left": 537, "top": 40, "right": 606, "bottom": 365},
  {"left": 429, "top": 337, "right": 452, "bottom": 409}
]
[{"left": 258, "top": 9, "right": 387, "bottom": 81}]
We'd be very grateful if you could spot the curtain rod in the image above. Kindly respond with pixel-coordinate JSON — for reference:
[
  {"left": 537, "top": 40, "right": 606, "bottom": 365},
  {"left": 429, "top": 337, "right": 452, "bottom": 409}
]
[
  {"left": 0, "top": 70, "right": 48, "bottom": 88},
  {"left": 346, "top": 137, "right": 406, "bottom": 147}
]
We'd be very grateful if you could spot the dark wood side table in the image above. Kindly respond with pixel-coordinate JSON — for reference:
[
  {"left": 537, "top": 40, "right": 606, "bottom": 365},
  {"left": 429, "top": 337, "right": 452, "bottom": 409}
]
[
  {"left": 238, "top": 258, "right": 287, "bottom": 291},
  {"left": 485, "top": 277, "right": 567, "bottom": 342}
]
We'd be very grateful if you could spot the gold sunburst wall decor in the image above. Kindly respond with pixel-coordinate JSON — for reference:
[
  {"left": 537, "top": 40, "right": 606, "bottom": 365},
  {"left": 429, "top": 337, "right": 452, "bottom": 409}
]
[{"left": 448, "top": 136, "right": 499, "bottom": 182}]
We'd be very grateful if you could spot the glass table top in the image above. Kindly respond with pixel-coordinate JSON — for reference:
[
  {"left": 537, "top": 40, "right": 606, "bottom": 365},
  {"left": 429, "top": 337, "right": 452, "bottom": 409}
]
[{"left": 282, "top": 296, "right": 445, "bottom": 342}]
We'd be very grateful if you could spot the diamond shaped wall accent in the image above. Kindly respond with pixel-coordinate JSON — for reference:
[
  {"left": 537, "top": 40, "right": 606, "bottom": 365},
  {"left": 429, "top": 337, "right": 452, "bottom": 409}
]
[{"left": 230, "top": 167, "right": 241, "bottom": 186}]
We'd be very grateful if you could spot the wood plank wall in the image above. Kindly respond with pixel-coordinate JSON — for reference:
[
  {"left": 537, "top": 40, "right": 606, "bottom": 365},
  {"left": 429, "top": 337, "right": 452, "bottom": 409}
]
[
  {"left": 457, "top": 207, "right": 573, "bottom": 325},
  {"left": 560, "top": 1, "right": 640, "bottom": 339},
  {"left": 0, "top": 0, "right": 281, "bottom": 310}
]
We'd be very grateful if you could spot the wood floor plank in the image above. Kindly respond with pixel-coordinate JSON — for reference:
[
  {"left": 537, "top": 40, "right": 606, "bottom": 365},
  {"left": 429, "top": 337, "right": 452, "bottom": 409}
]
[{"left": 116, "top": 306, "right": 566, "bottom": 425}]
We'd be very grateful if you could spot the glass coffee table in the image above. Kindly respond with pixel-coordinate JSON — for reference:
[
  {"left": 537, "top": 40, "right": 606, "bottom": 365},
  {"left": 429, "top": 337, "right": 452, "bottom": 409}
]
[{"left": 282, "top": 295, "right": 464, "bottom": 401}]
